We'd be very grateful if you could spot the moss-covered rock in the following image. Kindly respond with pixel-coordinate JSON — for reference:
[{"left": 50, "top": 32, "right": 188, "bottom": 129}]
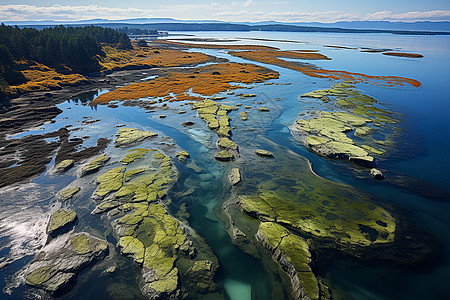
[
  {"left": 25, "top": 232, "right": 108, "bottom": 294},
  {"left": 257, "top": 222, "right": 320, "bottom": 300},
  {"left": 47, "top": 209, "right": 77, "bottom": 237},
  {"left": 185, "top": 260, "right": 218, "bottom": 293},
  {"left": 121, "top": 148, "right": 149, "bottom": 164},
  {"left": 79, "top": 154, "right": 110, "bottom": 177},
  {"left": 228, "top": 168, "right": 241, "bottom": 186},
  {"left": 217, "top": 137, "right": 238, "bottom": 150},
  {"left": 214, "top": 150, "right": 234, "bottom": 162},
  {"left": 114, "top": 128, "right": 157, "bottom": 147},
  {"left": 176, "top": 150, "right": 190, "bottom": 162},
  {"left": 240, "top": 111, "right": 248, "bottom": 121},
  {"left": 255, "top": 149, "right": 274, "bottom": 157},
  {"left": 54, "top": 159, "right": 74, "bottom": 174},
  {"left": 56, "top": 186, "right": 80, "bottom": 202},
  {"left": 93, "top": 167, "right": 125, "bottom": 200},
  {"left": 236, "top": 150, "right": 396, "bottom": 247}
]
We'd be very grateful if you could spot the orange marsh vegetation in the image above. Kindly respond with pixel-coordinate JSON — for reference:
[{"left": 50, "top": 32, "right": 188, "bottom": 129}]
[
  {"left": 5, "top": 60, "right": 87, "bottom": 96},
  {"left": 99, "top": 43, "right": 217, "bottom": 71},
  {"left": 92, "top": 62, "right": 279, "bottom": 104}
]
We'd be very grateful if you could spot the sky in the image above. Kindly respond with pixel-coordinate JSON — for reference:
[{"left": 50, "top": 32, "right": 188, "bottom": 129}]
[{"left": 0, "top": 0, "right": 449, "bottom": 23}]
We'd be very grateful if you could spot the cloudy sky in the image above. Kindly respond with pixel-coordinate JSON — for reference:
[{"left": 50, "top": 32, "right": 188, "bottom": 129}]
[{"left": 0, "top": 0, "right": 449, "bottom": 23}]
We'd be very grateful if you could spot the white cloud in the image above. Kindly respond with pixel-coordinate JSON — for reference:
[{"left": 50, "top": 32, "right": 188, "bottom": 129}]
[
  {"left": 367, "top": 10, "right": 450, "bottom": 21},
  {"left": 0, "top": 5, "right": 154, "bottom": 21},
  {"left": 243, "top": 0, "right": 254, "bottom": 8},
  {"left": 1, "top": 4, "right": 449, "bottom": 23},
  {"left": 214, "top": 9, "right": 450, "bottom": 23}
]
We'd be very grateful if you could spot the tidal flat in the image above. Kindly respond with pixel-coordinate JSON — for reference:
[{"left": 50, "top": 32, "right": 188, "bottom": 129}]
[{"left": 0, "top": 31, "right": 449, "bottom": 300}]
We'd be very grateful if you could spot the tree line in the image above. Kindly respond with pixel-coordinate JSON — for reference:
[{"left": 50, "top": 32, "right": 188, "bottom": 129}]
[{"left": 0, "top": 24, "right": 132, "bottom": 79}]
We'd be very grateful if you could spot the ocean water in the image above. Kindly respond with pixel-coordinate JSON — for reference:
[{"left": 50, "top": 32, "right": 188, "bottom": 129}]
[{"left": 0, "top": 31, "right": 449, "bottom": 299}]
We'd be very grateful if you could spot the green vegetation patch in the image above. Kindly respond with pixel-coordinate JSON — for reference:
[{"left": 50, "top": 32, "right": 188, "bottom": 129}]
[{"left": 237, "top": 151, "right": 396, "bottom": 247}]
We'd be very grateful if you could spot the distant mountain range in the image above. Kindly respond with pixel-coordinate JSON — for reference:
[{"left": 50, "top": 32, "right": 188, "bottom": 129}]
[{"left": 4, "top": 18, "right": 450, "bottom": 34}]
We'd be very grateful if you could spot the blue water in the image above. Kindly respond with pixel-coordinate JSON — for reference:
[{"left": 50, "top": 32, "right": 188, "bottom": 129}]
[{"left": 1, "top": 31, "right": 449, "bottom": 299}]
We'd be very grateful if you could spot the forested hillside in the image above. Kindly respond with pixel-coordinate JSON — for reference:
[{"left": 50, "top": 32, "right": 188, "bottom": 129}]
[{"left": 0, "top": 25, "right": 131, "bottom": 82}]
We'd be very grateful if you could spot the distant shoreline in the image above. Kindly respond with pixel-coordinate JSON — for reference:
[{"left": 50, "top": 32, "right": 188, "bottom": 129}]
[{"left": 13, "top": 23, "right": 450, "bottom": 36}]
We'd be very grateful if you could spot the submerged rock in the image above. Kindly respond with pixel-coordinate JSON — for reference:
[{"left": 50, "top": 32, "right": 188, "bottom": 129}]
[
  {"left": 228, "top": 168, "right": 241, "bottom": 186},
  {"left": 255, "top": 149, "right": 274, "bottom": 158},
  {"left": 79, "top": 154, "right": 110, "bottom": 177},
  {"left": 370, "top": 168, "right": 385, "bottom": 180},
  {"left": 56, "top": 186, "right": 80, "bottom": 202},
  {"left": 54, "top": 159, "right": 74, "bottom": 174},
  {"left": 114, "top": 128, "right": 157, "bottom": 147},
  {"left": 24, "top": 233, "right": 108, "bottom": 295},
  {"left": 47, "top": 209, "right": 77, "bottom": 237}
]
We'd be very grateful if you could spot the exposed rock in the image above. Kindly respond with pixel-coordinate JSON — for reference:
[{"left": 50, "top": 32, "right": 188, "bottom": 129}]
[
  {"left": 214, "top": 150, "right": 234, "bottom": 162},
  {"left": 93, "top": 167, "right": 125, "bottom": 200},
  {"left": 256, "top": 222, "right": 324, "bottom": 300},
  {"left": 370, "top": 168, "right": 385, "bottom": 180},
  {"left": 114, "top": 128, "right": 157, "bottom": 147},
  {"left": 54, "top": 159, "right": 74, "bottom": 174},
  {"left": 185, "top": 260, "right": 218, "bottom": 293},
  {"left": 258, "top": 107, "right": 270, "bottom": 112},
  {"left": 181, "top": 121, "right": 195, "bottom": 127},
  {"left": 47, "top": 209, "right": 77, "bottom": 237},
  {"left": 24, "top": 233, "right": 108, "bottom": 295},
  {"left": 228, "top": 168, "right": 241, "bottom": 186},
  {"left": 121, "top": 148, "right": 149, "bottom": 164},
  {"left": 176, "top": 150, "right": 190, "bottom": 162},
  {"left": 56, "top": 186, "right": 80, "bottom": 202},
  {"left": 159, "top": 115, "right": 166, "bottom": 119},
  {"left": 217, "top": 137, "right": 238, "bottom": 150},
  {"left": 240, "top": 111, "right": 248, "bottom": 121},
  {"left": 255, "top": 149, "right": 274, "bottom": 157},
  {"left": 79, "top": 154, "right": 110, "bottom": 177}
]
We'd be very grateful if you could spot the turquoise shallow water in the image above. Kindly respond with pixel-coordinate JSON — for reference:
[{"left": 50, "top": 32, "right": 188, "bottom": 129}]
[{"left": 1, "top": 31, "right": 449, "bottom": 299}]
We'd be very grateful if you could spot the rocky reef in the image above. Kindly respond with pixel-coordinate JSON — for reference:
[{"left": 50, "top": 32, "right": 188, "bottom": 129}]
[
  {"left": 87, "top": 129, "right": 223, "bottom": 299},
  {"left": 293, "top": 82, "right": 400, "bottom": 169},
  {"left": 24, "top": 232, "right": 108, "bottom": 295}
]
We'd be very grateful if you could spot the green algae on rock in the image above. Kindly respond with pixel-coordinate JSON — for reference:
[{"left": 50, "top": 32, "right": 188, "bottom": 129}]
[
  {"left": 56, "top": 186, "right": 80, "bottom": 202},
  {"left": 257, "top": 222, "right": 321, "bottom": 300},
  {"left": 214, "top": 150, "right": 234, "bottom": 162},
  {"left": 47, "top": 209, "right": 77, "bottom": 237},
  {"left": 296, "top": 82, "right": 403, "bottom": 168},
  {"left": 93, "top": 167, "right": 125, "bottom": 200},
  {"left": 236, "top": 149, "right": 396, "bottom": 247},
  {"left": 176, "top": 150, "right": 190, "bottom": 162},
  {"left": 191, "top": 99, "right": 235, "bottom": 139},
  {"left": 121, "top": 148, "right": 149, "bottom": 164},
  {"left": 25, "top": 233, "right": 108, "bottom": 294},
  {"left": 240, "top": 111, "right": 248, "bottom": 121},
  {"left": 255, "top": 149, "right": 274, "bottom": 157},
  {"left": 228, "top": 168, "right": 241, "bottom": 186},
  {"left": 79, "top": 154, "right": 110, "bottom": 177},
  {"left": 217, "top": 137, "right": 238, "bottom": 150},
  {"left": 54, "top": 159, "right": 74, "bottom": 174},
  {"left": 114, "top": 128, "right": 158, "bottom": 147}
]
